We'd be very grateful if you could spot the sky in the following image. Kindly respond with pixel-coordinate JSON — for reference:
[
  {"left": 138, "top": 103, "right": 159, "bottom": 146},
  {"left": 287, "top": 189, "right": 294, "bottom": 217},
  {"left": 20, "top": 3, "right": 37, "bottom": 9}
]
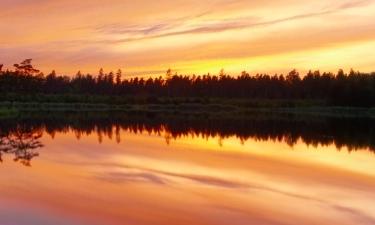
[{"left": 1, "top": 0, "right": 375, "bottom": 77}]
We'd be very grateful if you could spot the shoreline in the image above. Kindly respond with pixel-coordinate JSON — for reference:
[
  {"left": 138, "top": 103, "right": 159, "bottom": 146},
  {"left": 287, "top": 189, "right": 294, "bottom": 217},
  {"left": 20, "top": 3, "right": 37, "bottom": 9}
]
[{"left": 1, "top": 102, "right": 375, "bottom": 119}]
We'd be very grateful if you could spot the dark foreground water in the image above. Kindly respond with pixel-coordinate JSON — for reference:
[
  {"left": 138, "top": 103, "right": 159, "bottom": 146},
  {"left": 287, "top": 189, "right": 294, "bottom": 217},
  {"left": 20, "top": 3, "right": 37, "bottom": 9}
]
[{"left": 0, "top": 113, "right": 375, "bottom": 225}]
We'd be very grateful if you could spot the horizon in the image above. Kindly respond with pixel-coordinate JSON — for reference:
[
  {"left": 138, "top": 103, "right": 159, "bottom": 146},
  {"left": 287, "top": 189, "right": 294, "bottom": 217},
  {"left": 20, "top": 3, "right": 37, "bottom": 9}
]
[
  {"left": 0, "top": 59, "right": 371, "bottom": 78},
  {"left": 1, "top": 0, "right": 375, "bottom": 76},
  {"left": 2, "top": 2, "right": 375, "bottom": 225}
]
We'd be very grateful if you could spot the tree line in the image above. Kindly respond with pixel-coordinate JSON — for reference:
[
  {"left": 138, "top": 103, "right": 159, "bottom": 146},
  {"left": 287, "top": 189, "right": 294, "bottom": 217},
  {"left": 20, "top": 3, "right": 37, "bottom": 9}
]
[{"left": 1, "top": 59, "right": 375, "bottom": 106}]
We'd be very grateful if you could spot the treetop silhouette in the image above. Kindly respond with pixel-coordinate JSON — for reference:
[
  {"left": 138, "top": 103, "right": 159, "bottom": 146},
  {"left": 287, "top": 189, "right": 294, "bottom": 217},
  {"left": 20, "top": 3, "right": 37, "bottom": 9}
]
[{"left": 0, "top": 59, "right": 374, "bottom": 107}]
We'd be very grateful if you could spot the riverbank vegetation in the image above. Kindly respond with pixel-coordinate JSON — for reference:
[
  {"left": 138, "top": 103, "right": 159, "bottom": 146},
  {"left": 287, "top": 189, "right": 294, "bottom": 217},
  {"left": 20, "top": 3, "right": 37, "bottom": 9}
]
[{"left": 1, "top": 59, "right": 375, "bottom": 107}]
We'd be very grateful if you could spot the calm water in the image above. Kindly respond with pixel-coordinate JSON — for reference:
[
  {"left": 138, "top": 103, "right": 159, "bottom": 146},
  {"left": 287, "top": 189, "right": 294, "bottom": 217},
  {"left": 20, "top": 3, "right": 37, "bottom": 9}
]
[{"left": 1, "top": 114, "right": 375, "bottom": 225}]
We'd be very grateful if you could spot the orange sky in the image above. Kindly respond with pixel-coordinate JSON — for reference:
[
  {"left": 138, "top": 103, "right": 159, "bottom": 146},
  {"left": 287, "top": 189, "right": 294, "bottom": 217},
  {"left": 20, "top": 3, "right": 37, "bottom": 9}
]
[{"left": 1, "top": 0, "right": 375, "bottom": 76}]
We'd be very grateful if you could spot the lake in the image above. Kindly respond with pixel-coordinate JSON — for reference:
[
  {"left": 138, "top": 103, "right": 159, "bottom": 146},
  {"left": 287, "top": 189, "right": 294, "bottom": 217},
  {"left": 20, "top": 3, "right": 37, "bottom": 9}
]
[{"left": 0, "top": 113, "right": 374, "bottom": 225}]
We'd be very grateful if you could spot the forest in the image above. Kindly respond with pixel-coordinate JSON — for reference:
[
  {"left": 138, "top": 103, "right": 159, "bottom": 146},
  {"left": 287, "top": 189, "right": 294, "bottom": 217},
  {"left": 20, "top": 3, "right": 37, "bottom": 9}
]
[{"left": 0, "top": 59, "right": 375, "bottom": 107}]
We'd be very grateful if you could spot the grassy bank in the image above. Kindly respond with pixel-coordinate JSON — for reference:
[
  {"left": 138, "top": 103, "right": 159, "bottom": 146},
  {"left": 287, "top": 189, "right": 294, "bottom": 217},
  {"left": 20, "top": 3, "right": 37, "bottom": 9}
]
[
  {"left": 0, "top": 107, "right": 18, "bottom": 117},
  {"left": 1, "top": 100, "right": 375, "bottom": 119}
]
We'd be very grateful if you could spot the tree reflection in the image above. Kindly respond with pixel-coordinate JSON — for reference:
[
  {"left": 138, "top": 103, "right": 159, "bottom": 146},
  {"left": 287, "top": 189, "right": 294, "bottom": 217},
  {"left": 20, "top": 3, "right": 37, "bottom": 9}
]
[
  {"left": 0, "top": 112, "right": 374, "bottom": 167},
  {"left": 0, "top": 126, "right": 43, "bottom": 166}
]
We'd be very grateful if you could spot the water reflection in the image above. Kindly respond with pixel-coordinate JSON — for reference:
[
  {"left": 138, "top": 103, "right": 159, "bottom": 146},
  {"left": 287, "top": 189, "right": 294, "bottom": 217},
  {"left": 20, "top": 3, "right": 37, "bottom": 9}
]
[
  {"left": 0, "top": 126, "right": 43, "bottom": 166},
  {"left": 0, "top": 113, "right": 375, "bottom": 166},
  {"left": 1, "top": 112, "right": 374, "bottom": 165},
  {"left": 0, "top": 113, "right": 375, "bottom": 225}
]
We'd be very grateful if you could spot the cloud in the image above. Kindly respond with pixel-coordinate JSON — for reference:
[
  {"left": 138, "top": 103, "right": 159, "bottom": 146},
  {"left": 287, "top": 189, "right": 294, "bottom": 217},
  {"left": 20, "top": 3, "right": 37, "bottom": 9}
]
[
  {"left": 2, "top": 0, "right": 375, "bottom": 75},
  {"left": 95, "top": 11, "right": 211, "bottom": 36},
  {"left": 336, "top": 0, "right": 373, "bottom": 9},
  {"left": 92, "top": 0, "right": 373, "bottom": 44},
  {"left": 331, "top": 204, "right": 375, "bottom": 225}
]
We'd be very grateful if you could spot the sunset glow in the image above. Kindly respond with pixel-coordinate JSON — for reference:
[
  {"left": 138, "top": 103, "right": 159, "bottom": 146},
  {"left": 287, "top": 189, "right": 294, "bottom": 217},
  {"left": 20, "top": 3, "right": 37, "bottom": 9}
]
[
  {"left": 1, "top": 2, "right": 375, "bottom": 224},
  {"left": 1, "top": 0, "right": 375, "bottom": 76},
  {"left": 1, "top": 128, "right": 375, "bottom": 225}
]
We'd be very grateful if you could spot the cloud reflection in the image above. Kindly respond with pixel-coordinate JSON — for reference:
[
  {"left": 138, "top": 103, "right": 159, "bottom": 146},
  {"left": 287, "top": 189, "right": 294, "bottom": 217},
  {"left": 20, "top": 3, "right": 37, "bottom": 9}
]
[{"left": 93, "top": 161, "right": 375, "bottom": 225}]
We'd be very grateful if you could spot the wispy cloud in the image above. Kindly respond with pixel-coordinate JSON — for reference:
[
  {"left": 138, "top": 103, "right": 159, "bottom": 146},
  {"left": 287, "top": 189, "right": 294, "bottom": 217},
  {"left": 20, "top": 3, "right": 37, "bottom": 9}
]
[
  {"left": 1, "top": 0, "right": 375, "bottom": 75},
  {"left": 336, "top": 0, "right": 373, "bottom": 9},
  {"left": 93, "top": 0, "right": 373, "bottom": 44}
]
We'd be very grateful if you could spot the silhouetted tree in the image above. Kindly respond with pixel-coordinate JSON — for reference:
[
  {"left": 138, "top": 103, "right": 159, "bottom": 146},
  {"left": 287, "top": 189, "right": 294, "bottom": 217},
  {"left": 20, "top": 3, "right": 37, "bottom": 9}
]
[
  {"left": 0, "top": 59, "right": 375, "bottom": 107},
  {"left": 13, "top": 59, "right": 40, "bottom": 75},
  {"left": 116, "top": 69, "right": 122, "bottom": 85}
]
